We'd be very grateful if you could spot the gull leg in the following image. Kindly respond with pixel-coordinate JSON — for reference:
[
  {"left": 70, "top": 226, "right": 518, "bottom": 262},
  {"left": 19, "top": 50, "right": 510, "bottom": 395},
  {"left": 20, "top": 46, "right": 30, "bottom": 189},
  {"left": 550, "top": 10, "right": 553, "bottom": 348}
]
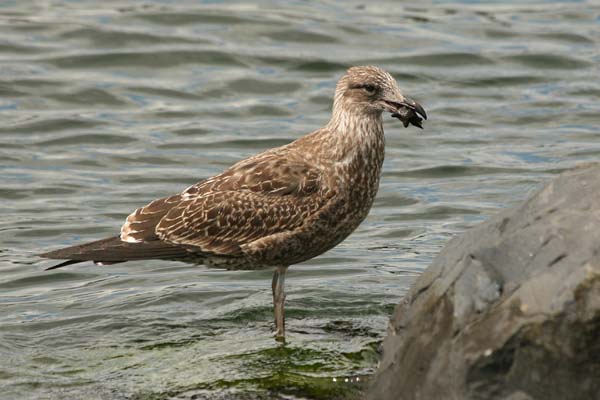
[{"left": 271, "top": 265, "right": 288, "bottom": 341}]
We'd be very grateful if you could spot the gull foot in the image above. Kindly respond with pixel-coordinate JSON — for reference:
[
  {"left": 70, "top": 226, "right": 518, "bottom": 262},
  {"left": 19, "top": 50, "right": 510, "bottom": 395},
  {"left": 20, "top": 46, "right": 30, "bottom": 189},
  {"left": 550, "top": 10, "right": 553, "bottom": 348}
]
[{"left": 272, "top": 329, "right": 286, "bottom": 343}]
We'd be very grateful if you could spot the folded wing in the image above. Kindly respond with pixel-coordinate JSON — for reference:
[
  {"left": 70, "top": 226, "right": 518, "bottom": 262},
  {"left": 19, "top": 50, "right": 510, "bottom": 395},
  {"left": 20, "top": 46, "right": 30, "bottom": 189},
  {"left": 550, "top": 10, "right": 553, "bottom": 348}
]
[{"left": 121, "top": 152, "right": 325, "bottom": 257}]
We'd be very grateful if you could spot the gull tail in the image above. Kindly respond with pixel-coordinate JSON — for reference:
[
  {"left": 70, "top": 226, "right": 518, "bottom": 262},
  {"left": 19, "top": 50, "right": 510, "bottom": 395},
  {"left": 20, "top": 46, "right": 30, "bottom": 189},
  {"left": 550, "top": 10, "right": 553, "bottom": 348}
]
[
  {"left": 45, "top": 259, "right": 88, "bottom": 270},
  {"left": 40, "top": 236, "right": 191, "bottom": 270}
]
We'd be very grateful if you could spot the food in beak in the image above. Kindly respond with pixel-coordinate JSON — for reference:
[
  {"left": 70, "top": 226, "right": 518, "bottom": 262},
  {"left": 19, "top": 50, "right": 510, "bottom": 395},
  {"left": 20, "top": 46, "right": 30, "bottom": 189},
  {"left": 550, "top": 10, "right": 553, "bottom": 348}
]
[{"left": 392, "top": 107, "right": 424, "bottom": 129}]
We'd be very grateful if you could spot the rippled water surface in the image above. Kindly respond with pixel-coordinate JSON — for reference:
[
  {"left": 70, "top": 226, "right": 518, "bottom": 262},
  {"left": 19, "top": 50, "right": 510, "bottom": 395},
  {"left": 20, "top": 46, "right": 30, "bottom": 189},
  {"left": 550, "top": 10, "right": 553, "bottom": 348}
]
[{"left": 1, "top": 1, "right": 599, "bottom": 399}]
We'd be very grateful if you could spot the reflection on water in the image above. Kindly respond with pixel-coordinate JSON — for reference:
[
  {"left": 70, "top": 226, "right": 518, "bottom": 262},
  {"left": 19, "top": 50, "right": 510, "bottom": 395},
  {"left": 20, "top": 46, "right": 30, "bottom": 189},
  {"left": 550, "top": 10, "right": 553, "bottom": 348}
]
[{"left": 1, "top": 1, "right": 599, "bottom": 398}]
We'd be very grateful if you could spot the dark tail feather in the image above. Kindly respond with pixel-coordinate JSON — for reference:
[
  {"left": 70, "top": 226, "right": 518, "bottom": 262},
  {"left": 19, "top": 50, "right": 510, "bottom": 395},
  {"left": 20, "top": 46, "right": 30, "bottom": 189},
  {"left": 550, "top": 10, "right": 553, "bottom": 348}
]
[
  {"left": 40, "top": 236, "right": 192, "bottom": 269},
  {"left": 45, "top": 259, "right": 86, "bottom": 271}
]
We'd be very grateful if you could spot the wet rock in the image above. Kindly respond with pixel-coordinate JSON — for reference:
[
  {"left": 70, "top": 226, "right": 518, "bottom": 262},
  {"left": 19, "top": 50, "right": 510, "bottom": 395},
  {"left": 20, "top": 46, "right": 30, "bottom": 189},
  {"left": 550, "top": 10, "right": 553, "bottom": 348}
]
[{"left": 367, "top": 164, "right": 600, "bottom": 400}]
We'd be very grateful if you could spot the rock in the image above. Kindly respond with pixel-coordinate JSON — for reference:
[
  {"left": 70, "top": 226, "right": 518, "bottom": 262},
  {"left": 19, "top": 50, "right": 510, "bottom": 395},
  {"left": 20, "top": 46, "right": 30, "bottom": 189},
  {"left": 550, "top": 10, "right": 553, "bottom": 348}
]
[{"left": 367, "top": 164, "right": 600, "bottom": 400}]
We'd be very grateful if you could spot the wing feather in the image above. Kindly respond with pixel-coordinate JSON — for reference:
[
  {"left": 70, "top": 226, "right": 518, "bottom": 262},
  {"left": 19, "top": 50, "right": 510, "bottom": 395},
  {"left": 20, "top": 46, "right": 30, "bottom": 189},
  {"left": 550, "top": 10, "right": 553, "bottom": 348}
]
[
  {"left": 120, "top": 194, "right": 182, "bottom": 242},
  {"left": 119, "top": 152, "right": 326, "bottom": 256},
  {"left": 154, "top": 154, "right": 325, "bottom": 255}
]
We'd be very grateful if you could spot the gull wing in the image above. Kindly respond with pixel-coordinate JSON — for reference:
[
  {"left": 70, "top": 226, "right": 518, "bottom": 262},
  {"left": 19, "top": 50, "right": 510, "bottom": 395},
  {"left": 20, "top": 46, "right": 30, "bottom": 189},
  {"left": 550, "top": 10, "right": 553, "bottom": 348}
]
[{"left": 122, "top": 152, "right": 325, "bottom": 256}]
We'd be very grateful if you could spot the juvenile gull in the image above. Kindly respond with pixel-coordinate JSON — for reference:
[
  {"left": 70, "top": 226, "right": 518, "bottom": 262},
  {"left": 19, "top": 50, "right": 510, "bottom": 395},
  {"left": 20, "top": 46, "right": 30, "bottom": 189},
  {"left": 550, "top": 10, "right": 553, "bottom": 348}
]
[{"left": 40, "top": 66, "right": 426, "bottom": 339}]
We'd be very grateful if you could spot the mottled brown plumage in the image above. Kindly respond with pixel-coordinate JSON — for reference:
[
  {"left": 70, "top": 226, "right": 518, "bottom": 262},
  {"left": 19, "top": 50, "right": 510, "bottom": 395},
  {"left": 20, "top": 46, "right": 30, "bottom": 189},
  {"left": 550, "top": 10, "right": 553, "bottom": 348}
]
[{"left": 41, "top": 66, "right": 426, "bottom": 338}]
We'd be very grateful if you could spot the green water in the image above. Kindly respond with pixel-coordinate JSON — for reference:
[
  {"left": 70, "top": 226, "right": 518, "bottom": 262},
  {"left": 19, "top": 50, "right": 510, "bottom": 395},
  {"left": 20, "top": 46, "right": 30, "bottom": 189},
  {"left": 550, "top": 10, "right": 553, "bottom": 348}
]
[{"left": 1, "top": 1, "right": 599, "bottom": 399}]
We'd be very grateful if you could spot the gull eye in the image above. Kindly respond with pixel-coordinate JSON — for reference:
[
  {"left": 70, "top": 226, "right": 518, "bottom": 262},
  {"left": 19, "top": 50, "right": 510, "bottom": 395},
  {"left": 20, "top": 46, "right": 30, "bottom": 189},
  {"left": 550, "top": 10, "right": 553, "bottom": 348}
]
[{"left": 363, "top": 84, "right": 377, "bottom": 94}]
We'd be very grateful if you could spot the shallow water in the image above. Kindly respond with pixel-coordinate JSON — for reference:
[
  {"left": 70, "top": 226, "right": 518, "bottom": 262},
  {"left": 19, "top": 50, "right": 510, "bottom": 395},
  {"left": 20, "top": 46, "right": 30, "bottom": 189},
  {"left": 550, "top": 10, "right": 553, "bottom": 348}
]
[{"left": 1, "top": 1, "right": 599, "bottom": 399}]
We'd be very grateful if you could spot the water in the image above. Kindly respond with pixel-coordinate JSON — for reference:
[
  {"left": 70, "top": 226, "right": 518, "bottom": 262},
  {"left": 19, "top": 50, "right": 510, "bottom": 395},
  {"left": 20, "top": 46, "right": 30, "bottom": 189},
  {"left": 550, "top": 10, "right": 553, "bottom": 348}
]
[{"left": 1, "top": 0, "right": 599, "bottom": 398}]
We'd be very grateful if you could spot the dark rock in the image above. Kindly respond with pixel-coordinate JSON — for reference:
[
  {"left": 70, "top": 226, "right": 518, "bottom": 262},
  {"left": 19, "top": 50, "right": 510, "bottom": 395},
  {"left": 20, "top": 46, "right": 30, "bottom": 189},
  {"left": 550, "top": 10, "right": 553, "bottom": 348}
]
[{"left": 367, "top": 164, "right": 600, "bottom": 400}]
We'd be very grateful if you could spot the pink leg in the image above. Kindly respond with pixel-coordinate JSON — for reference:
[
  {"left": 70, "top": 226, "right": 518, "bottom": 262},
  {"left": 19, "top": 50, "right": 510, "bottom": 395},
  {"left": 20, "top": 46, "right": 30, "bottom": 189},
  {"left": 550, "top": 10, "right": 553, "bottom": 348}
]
[{"left": 271, "top": 265, "right": 288, "bottom": 341}]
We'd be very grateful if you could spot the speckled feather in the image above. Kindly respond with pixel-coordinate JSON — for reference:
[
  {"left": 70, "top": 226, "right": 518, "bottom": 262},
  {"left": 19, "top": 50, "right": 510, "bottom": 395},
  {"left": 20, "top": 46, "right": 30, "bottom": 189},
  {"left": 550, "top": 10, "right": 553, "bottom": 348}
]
[{"left": 41, "top": 66, "right": 420, "bottom": 270}]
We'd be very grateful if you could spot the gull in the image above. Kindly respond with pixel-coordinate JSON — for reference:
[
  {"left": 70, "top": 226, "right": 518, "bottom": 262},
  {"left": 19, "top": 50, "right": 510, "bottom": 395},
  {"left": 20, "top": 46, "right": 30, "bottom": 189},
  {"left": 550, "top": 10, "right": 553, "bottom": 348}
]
[{"left": 40, "top": 66, "right": 427, "bottom": 340}]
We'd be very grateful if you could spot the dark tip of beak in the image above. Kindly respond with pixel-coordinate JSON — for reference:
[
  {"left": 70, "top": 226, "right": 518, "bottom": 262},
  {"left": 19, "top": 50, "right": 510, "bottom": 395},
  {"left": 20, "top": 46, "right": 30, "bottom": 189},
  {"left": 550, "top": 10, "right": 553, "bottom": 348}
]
[
  {"left": 413, "top": 102, "right": 427, "bottom": 120},
  {"left": 404, "top": 97, "right": 427, "bottom": 120}
]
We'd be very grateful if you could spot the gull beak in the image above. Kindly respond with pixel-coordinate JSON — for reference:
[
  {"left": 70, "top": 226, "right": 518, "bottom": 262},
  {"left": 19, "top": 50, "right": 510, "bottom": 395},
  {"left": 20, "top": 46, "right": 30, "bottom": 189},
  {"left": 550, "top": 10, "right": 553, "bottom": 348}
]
[
  {"left": 401, "top": 97, "right": 427, "bottom": 120},
  {"left": 382, "top": 96, "right": 427, "bottom": 129}
]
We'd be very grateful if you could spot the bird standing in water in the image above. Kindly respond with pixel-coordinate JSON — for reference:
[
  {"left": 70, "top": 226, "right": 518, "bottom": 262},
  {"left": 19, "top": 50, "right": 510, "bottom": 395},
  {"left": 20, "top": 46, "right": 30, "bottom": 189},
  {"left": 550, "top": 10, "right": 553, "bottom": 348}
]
[{"left": 40, "top": 66, "right": 426, "bottom": 340}]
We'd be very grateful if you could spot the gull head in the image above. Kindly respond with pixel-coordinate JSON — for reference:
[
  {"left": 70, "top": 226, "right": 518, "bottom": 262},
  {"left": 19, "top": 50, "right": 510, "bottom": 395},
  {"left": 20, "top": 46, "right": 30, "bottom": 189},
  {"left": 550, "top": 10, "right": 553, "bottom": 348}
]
[{"left": 332, "top": 65, "right": 427, "bottom": 128}]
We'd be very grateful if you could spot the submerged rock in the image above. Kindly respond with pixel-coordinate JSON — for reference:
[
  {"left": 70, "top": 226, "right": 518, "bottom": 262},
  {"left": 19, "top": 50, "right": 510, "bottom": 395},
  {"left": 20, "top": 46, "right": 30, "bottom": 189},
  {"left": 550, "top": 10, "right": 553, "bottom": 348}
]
[{"left": 367, "top": 164, "right": 600, "bottom": 400}]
